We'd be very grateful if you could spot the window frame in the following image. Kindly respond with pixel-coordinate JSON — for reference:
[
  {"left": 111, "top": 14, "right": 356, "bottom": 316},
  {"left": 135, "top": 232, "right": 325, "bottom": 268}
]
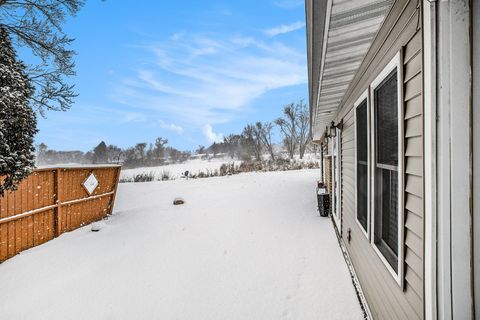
[
  {"left": 354, "top": 90, "right": 370, "bottom": 240},
  {"left": 369, "top": 52, "right": 405, "bottom": 287},
  {"left": 330, "top": 131, "right": 342, "bottom": 232}
]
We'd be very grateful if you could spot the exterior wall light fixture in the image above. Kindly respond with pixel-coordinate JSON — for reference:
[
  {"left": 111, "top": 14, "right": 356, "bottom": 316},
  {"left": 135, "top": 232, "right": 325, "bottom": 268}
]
[{"left": 330, "top": 119, "right": 344, "bottom": 138}]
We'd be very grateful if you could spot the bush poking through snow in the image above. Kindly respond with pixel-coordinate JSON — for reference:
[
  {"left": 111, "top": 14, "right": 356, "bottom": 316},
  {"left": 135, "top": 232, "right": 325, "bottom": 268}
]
[
  {"left": 120, "top": 158, "right": 320, "bottom": 183},
  {"left": 173, "top": 197, "right": 185, "bottom": 205},
  {"left": 134, "top": 172, "right": 155, "bottom": 182},
  {"left": 160, "top": 171, "right": 171, "bottom": 181}
]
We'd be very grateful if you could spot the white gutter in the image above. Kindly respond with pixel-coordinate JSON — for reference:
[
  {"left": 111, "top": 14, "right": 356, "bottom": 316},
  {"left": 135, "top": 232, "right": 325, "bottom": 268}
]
[{"left": 313, "top": 0, "right": 332, "bottom": 133}]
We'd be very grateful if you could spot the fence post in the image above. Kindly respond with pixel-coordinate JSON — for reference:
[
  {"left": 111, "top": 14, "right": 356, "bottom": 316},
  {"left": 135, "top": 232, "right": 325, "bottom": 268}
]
[
  {"left": 107, "top": 167, "right": 121, "bottom": 215},
  {"left": 54, "top": 169, "right": 63, "bottom": 237}
]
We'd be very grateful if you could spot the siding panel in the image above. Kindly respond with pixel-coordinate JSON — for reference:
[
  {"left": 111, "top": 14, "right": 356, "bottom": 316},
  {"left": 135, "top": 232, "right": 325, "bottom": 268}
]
[
  {"left": 406, "top": 136, "right": 423, "bottom": 156},
  {"left": 406, "top": 229, "right": 423, "bottom": 258},
  {"left": 404, "top": 52, "right": 422, "bottom": 81},
  {"left": 336, "top": 1, "right": 424, "bottom": 318},
  {"left": 406, "top": 156, "right": 423, "bottom": 177},
  {"left": 405, "top": 95, "right": 423, "bottom": 119},
  {"left": 406, "top": 210, "right": 423, "bottom": 236},
  {"left": 404, "top": 31, "right": 421, "bottom": 63},
  {"left": 404, "top": 73, "right": 422, "bottom": 101},
  {"left": 406, "top": 115, "right": 423, "bottom": 137},
  {"left": 406, "top": 193, "right": 423, "bottom": 217}
]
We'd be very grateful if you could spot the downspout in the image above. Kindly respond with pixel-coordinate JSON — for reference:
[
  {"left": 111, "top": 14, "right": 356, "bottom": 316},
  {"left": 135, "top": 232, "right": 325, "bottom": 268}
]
[
  {"left": 320, "top": 143, "right": 324, "bottom": 182},
  {"left": 422, "top": 1, "right": 437, "bottom": 319}
]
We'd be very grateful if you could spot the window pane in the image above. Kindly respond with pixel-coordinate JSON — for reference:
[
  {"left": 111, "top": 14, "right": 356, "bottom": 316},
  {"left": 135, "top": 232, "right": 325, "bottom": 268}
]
[
  {"left": 373, "top": 68, "right": 399, "bottom": 273},
  {"left": 356, "top": 100, "right": 368, "bottom": 231},
  {"left": 374, "top": 168, "right": 398, "bottom": 272},
  {"left": 374, "top": 70, "right": 398, "bottom": 166}
]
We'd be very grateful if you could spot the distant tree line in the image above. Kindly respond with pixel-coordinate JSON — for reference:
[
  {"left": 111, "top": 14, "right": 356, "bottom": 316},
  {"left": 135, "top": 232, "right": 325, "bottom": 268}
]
[
  {"left": 36, "top": 99, "right": 315, "bottom": 169},
  {"left": 202, "top": 99, "right": 312, "bottom": 161},
  {"left": 36, "top": 138, "right": 192, "bottom": 168}
]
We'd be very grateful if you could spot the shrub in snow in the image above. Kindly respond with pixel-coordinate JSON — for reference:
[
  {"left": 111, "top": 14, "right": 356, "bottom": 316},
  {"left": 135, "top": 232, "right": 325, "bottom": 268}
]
[
  {"left": 0, "top": 28, "right": 37, "bottom": 196},
  {"left": 219, "top": 163, "right": 235, "bottom": 176},
  {"left": 133, "top": 172, "right": 155, "bottom": 182},
  {"left": 118, "top": 158, "right": 320, "bottom": 184},
  {"left": 173, "top": 197, "right": 185, "bottom": 205},
  {"left": 160, "top": 171, "right": 170, "bottom": 181}
]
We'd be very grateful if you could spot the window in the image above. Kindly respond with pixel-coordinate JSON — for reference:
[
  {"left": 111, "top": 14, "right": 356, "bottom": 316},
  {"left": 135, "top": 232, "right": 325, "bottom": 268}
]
[
  {"left": 355, "top": 93, "right": 369, "bottom": 236},
  {"left": 331, "top": 131, "right": 341, "bottom": 230},
  {"left": 370, "top": 52, "right": 404, "bottom": 284}
]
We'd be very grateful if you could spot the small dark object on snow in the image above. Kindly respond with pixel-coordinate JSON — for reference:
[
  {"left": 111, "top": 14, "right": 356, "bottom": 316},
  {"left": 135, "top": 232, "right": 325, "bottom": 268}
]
[
  {"left": 316, "top": 182, "right": 330, "bottom": 217},
  {"left": 317, "top": 193, "right": 330, "bottom": 217},
  {"left": 173, "top": 197, "right": 185, "bottom": 205},
  {"left": 91, "top": 221, "right": 106, "bottom": 232}
]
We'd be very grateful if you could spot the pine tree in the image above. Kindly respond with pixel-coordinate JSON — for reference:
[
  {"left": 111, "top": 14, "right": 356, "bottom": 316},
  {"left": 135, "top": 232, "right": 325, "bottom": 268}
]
[
  {"left": 93, "top": 141, "right": 108, "bottom": 164},
  {"left": 0, "top": 27, "right": 37, "bottom": 196}
]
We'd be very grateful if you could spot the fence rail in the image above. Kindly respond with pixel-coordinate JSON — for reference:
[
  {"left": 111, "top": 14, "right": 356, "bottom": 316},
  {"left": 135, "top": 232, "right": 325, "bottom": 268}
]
[{"left": 0, "top": 165, "right": 121, "bottom": 262}]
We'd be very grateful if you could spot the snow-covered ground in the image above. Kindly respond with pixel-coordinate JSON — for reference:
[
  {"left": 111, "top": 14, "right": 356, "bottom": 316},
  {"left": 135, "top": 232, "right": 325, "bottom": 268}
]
[
  {"left": 0, "top": 170, "right": 362, "bottom": 320},
  {"left": 120, "top": 158, "right": 241, "bottom": 181},
  {"left": 119, "top": 154, "right": 321, "bottom": 182}
]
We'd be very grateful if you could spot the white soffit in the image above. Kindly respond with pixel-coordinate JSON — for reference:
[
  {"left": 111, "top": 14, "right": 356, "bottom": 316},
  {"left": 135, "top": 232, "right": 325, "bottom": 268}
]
[{"left": 313, "top": 0, "right": 392, "bottom": 140}]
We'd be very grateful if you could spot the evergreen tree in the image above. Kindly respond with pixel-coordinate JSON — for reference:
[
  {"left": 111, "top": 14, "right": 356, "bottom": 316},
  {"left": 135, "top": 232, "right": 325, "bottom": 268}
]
[
  {"left": 93, "top": 141, "right": 108, "bottom": 164},
  {"left": 0, "top": 28, "right": 37, "bottom": 196}
]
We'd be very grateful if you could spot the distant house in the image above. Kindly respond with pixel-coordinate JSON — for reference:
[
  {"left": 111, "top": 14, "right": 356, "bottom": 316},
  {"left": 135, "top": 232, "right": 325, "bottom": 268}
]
[{"left": 306, "top": 0, "right": 479, "bottom": 319}]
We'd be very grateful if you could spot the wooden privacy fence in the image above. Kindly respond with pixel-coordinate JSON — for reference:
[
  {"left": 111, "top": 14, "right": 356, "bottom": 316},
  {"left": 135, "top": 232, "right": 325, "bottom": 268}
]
[{"left": 0, "top": 165, "right": 121, "bottom": 262}]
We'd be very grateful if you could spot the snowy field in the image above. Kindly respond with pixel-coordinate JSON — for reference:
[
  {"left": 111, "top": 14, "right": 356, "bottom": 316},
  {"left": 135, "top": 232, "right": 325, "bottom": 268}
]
[
  {"left": 120, "top": 158, "right": 241, "bottom": 181},
  {"left": 0, "top": 170, "right": 362, "bottom": 320},
  {"left": 119, "top": 154, "right": 321, "bottom": 181}
]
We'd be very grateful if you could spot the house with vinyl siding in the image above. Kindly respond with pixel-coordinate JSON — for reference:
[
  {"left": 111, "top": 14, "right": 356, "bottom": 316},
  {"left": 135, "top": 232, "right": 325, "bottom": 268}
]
[{"left": 305, "top": 0, "right": 479, "bottom": 319}]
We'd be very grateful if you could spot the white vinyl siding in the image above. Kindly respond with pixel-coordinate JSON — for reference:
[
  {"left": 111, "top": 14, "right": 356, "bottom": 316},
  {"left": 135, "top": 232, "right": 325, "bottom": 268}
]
[{"left": 335, "top": 0, "right": 424, "bottom": 318}]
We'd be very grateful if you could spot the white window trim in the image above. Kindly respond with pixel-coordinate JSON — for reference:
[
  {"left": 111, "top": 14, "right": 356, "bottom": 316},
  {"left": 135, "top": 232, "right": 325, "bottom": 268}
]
[
  {"left": 369, "top": 51, "right": 405, "bottom": 287},
  {"left": 330, "top": 133, "right": 342, "bottom": 232},
  {"left": 353, "top": 90, "right": 370, "bottom": 240}
]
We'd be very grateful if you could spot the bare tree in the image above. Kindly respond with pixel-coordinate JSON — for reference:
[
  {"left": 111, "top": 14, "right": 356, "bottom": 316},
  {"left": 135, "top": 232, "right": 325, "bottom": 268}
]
[
  {"left": 223, "top": 134, "right": 241, "bottom": 159},
  {"left": 241, "top": 124, "right": 262, "bottom": 161},
  {"left": 275, "top": 103, "right": 298, "bottom": 159},
  {"left": 0, "top": 0, "right": 84, "bottom": 114},
  {"left": 296, "top": 100, "right": 310, "bottom": 159},
  {"left": 154, "top": 137, "right": 168, "bottom": 160},
  {"left": 256, "top": 122, "right": 276, "bottom": 161},
  {"left": 134, "top": 143, "right": 147, "bottom": 162},
  {"left": 106, "top": 144, "right": 123, "bottom": 163}
]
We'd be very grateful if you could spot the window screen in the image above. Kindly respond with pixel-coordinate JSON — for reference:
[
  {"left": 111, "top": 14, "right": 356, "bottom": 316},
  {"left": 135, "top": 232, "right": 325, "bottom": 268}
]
[
  {"left": 356, "top": 100, "right": 368, "bottom": 232},
  {"left": 373, "top": 69, "right": 399, "bottom": 272}
]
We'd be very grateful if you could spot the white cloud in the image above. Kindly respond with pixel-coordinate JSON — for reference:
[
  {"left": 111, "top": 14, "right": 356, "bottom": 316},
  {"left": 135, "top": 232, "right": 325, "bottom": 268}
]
[
  {"left": 122, "top": 112, "right": 146, "bottom": 123},
  {"left": 111, "top": 32, "right": 307, "bottom": 127},
  {"left": 264, "top": 21, "right": 306, "bottom": 37},
  {"left": 202, "top": 124, "right": 223, "bottom": 143},
  {"left": 159, "top": 120, "right": 184, "bottom": 135}
]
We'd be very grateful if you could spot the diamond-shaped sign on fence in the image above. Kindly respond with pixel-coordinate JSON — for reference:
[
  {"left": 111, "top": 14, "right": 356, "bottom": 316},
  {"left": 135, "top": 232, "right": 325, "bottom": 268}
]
[{"left": 83, "top": 173, "right": 99, "bottom": 195}]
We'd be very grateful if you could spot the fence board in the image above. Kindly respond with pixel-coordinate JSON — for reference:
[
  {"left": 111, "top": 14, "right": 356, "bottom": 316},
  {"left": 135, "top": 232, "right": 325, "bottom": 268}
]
[{"left": 0, "top": 165, "right": 121, "bottom": 262}]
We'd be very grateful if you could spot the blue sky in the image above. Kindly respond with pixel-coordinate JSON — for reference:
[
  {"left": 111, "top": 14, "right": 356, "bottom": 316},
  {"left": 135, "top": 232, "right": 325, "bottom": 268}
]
[{"left": 34, "top": 0, "right": 307, "bottom": 152}]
